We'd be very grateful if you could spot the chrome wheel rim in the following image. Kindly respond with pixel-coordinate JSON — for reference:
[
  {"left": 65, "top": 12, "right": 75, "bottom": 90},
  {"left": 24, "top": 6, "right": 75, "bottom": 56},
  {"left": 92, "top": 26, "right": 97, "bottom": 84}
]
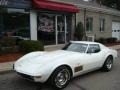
[
  {"left": 55, "top": 69, "right": 70, "bottom": 88},
  {"left": 106, "top": 59, "right": 113, "bottom": 69}
]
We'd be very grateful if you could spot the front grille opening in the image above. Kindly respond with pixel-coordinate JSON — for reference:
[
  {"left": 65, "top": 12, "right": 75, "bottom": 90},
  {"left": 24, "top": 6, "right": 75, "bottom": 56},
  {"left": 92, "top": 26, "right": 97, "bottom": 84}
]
[{"left": 17, "top": 72, "right": 34, "bottom": 81}]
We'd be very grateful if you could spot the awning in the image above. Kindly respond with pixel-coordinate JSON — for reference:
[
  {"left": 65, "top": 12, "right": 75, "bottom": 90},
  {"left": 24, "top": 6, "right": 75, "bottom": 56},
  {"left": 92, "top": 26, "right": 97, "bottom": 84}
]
[{"left": 33, "top": 0, "right": 79, "bottom": 13}]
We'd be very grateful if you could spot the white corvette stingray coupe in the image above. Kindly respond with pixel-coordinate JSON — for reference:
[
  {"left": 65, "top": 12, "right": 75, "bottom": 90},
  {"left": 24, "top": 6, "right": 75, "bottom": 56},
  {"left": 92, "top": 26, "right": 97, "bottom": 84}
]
[{"left": 14, "top": 41, "right": 117, "bottom": 89}]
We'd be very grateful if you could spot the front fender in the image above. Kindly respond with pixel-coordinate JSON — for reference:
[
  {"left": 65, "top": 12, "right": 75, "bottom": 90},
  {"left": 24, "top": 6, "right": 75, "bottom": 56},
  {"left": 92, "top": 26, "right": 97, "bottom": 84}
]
[{"left": 38, "top": 62, "right": 73, "bottom": 83}]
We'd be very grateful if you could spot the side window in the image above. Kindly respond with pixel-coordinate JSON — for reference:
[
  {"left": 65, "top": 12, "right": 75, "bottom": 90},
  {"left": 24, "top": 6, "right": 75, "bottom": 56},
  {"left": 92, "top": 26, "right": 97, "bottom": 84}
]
[
  {"left": 100, "top": 17, "right": 105, "bottom": 32},
  {"left": 86, "top": 17, "right": 93, "bottom": 32},
  {"left": 87, "top": 44, "right": 100, "bottom": 53}
]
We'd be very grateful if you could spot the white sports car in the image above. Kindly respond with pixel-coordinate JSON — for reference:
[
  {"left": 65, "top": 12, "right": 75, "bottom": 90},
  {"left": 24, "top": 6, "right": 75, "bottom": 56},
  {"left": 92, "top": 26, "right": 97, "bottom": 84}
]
[{"left": 14, "top": 41, "right": 117, "bottom": 89}]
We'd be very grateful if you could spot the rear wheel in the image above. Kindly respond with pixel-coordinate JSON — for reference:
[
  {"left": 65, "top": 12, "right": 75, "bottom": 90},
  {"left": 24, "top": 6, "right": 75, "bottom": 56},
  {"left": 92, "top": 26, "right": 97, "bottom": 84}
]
[
  {"left": 50, "top": 66, "right": 71, "bottom": 89},
  {"left": 102, "top": 56, "right": 113, "bottom": 71}
]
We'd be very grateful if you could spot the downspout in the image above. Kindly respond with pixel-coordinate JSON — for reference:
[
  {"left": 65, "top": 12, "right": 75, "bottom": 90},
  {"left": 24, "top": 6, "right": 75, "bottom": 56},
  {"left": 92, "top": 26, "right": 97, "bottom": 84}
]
[{"left": 83, "top": 8, "right": 87, "bottom": 41}]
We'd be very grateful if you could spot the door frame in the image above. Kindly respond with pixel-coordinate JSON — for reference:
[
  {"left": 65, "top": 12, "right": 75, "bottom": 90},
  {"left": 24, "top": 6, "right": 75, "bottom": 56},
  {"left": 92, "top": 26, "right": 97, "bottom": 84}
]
[{"left": 55, "top": 15, "right": 67, "bottom": 45}]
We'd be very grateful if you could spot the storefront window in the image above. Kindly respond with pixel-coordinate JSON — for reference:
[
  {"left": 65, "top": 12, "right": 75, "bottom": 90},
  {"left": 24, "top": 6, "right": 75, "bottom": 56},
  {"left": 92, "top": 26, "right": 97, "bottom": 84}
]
[
  {"left": 0, "top": 8, "right": 30, "bottom": 41},
  {"left": 37, "top": 13, "right": 72, "bottom": 45},
  {"left": 37, "top": 14, "right": 55, "bottom": 45}
]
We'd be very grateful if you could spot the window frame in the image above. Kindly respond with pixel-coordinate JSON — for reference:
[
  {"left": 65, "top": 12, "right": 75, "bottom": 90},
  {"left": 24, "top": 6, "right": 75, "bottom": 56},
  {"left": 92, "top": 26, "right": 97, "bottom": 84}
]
[
  {"left": 87, "top": 44, "right": 101, "bottom": 54},
  {"left": 63, "top": 43, "right": 88, "bottom": 53},
  {"left": 37, "top": 13, "right": 72, "bottom": 45},
  {"left": 99, "top": 17, "right": 105, "bottom": 32},
  {"left": 86, "top": 17, "right": 93, "bottom": 32}
]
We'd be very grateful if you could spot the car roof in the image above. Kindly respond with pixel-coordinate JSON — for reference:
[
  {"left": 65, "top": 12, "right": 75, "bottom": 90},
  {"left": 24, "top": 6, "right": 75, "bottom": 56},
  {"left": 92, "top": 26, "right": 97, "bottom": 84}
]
[
  {"left": 70, "top": 41, "right": 108, "bottom": 49},
  {"left": 70, "top": 41, "right": 100, "bottom": 45}
]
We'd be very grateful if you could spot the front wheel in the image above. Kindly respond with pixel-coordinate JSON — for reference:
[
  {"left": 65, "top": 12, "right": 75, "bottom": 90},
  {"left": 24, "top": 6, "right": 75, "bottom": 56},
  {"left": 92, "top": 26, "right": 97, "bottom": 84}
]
[
  {"left": 102, "top": 56, "right": 113, "bottom": 71},
  {"left": 50, "top": 66, "right": 71, "bottom": 89}
]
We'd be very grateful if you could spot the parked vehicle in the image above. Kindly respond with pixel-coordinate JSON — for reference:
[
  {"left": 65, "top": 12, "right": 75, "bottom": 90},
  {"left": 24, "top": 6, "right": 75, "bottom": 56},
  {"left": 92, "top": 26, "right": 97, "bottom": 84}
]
[{"left": 14, "top": 41, "right": 117, "bottom": 89}]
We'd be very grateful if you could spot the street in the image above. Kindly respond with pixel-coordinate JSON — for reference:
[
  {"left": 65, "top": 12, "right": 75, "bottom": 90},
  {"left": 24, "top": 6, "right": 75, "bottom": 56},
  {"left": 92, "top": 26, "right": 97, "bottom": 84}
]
[{"left": 0, "top": 51, "right": 120, "bottom": 90}]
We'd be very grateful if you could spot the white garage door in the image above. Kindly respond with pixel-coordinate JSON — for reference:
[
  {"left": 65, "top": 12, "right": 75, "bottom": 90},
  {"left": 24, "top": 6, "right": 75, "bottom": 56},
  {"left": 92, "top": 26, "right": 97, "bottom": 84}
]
[{"left": 112, "top": 22, "right": 120, "bottom": 40}]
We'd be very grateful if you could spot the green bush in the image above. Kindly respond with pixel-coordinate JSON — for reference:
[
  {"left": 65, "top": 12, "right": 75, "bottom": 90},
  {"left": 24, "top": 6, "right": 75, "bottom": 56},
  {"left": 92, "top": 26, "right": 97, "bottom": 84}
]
[
  {"left": 19, "top": 40, "right": 44, "bottom": 53},
  {"left": 0, "top": 37, "right": 16, "bottom": 47},
  {"left": 75, "top": 22, "right": 84, "bottom": 40},
  {"left": 0, "top": 36, "right": 18, "bottom": 55},
  {"left": 95, "top": 37, "right": 117, "bottom": 44},
  {"left": 106, "top": 37, "right": 117, "bottom": 43},
  {"left": 97, "top": 38, "right": 107, "bottom": 44},
  {"left": 0, "top": 47, "right": 18, "bottom": 55},
  {"left": 0, "top": 44, "right": 1, "bottom": 52}
]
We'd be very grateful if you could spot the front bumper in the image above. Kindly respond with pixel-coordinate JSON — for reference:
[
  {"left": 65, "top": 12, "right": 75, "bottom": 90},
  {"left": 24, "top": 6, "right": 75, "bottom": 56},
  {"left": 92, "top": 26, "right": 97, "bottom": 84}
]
[
  {"left": 17, "top": 72, "right": 34, "bottom": 81},
  {"left": 16, "top": 71, "right": 44, "bottom": 82},
  {"left": 13, "top": 64, "right": 48, "bottom": 83},
  {"left": 13, "top": 64, "right": 33, "bottom": 81}
]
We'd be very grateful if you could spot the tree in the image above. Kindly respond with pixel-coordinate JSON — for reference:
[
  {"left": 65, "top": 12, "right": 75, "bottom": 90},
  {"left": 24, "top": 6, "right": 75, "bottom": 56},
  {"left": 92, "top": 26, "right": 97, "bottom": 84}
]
[
  {"left": 95, "top": 0, "right": 120, "bottom": 10},
  {"left": 74, "top": 22, "right": 85, "bottom": 41}
]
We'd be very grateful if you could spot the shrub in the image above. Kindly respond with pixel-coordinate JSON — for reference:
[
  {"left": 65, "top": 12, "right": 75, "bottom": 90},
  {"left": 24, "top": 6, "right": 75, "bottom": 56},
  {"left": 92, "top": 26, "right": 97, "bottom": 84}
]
[
  {"left": 106, "top": 37, "right": 117, "bottom": 43},
  {"left": 95, "top": 37, "right": 117, "bottom": 44},
  {"left": 0, "top": 36, "right": 16, "bottom": 47},
  {"left": 19, "top": 40, "right": 44, "bottom": 53},
  {"left": 0, "top": 44, "right": 1, "bottom": 52},
  {"left": 0, "top": 37, "right": 17, "bottom": 55},
  {"left": 0, "top": 46, "right": 19, "bottom": 55},
  {"left": 95, "top": 38, "right": 107, "bottom": 44},
  {"left": 75, "top": 22, "right": 84, "bottom": 40}
]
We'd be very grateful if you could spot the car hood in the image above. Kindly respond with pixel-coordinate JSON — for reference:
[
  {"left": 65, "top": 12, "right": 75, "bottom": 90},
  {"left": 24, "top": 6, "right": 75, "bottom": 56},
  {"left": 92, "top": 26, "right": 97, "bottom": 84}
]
[
  {"left": 14, "top": 50, "right": 84, "bottom": 75},
  {"left": 16, "top": 50, "right": 80, "bottom": 65}
]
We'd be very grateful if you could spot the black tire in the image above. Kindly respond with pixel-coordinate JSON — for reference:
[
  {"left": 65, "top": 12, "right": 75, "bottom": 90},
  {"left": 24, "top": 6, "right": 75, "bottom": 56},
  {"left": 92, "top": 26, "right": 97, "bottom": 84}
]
[
  {"left": 49, "top": 66, "right": 71, "bottom": 89},
  {"left": 102, "top": 56, "right": 113, "bottom": 71}
]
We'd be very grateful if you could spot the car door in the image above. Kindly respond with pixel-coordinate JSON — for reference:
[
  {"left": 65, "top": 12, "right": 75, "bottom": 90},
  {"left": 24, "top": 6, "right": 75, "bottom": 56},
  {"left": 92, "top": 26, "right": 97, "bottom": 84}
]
[{"left": 83, "top": 44, "right": 102, "bottom": 71}]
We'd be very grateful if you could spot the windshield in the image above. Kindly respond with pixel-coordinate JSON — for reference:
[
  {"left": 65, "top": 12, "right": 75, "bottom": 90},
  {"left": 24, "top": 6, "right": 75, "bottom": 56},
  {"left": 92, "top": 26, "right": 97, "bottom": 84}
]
[{"left": 63, "top": 43, "right": 88, "bottom": 53}]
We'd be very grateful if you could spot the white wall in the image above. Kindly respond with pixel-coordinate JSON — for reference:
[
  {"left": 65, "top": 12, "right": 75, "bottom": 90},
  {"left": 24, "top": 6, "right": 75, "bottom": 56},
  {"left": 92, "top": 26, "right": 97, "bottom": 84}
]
[
  {"left": 112, "top": 22, "right": 120, "bottom": 40},
  {"left": 30, "top": 10, "right": 37, "bottom": 40}
]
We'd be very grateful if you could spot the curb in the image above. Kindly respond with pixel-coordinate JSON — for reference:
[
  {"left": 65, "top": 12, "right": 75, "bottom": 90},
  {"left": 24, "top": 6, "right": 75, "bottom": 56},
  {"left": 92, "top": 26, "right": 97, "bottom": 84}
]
[
  {"left": 0, "top": 61, "right": 14, "bottom": 74},
  {"left": 0, "top": 70, "right": 14, "bottom": 74}
]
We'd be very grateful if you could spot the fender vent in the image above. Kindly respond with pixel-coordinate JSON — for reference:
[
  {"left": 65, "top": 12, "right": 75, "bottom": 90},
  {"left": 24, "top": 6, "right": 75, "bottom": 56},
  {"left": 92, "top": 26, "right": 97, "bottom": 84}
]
[{"left": 74, "top": 66, "right": 83, "bottom": 72}]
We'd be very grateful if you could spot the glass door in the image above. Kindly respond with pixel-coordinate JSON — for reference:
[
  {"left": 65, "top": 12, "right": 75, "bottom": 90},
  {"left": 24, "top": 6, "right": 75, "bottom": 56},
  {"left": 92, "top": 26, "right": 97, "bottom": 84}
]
[{"left": 57, "top": 15, "right": 66, "bottom": 44}]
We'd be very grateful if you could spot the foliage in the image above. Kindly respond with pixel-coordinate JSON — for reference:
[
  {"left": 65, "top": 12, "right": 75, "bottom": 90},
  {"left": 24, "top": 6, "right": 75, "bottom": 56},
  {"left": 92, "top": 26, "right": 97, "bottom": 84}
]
[
  {"left": 95, "top": 37, "right": 117, "bottom": 44},
  {"left": 0, "top": 36, "right": 18, "bottom": 55},
  {"left": 96, "top": 0, "right": 120, "bottom": 10},
  {"left": 0, "top": 47, "right": 18, "bottom": 55},
  {"left": 106, "top": 37, "right": 117, "bottom": 43},
  {"left": 0, "top": 36, "right": 16, "bottom": 47},
  {"left": 19, "top": 40, "right": 44, "bottom": 53},
  {"left": 95, "top": 38, "right": 107, "bottom": 44},
  {"left": 75, "top": 22, "right": 84, "bottom": 40}
]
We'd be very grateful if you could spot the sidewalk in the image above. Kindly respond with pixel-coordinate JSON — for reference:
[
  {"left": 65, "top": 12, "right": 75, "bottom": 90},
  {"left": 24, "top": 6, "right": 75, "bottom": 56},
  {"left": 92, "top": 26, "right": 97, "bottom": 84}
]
[
  {"left": 109, "top": 45, "right": 120, "bottom": 50},
  {"left": 0, "top": 45, "right": 120, "bottom": 73},
  {"left": 0, "top": 62, "right": 14, "bottom": 73}
]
